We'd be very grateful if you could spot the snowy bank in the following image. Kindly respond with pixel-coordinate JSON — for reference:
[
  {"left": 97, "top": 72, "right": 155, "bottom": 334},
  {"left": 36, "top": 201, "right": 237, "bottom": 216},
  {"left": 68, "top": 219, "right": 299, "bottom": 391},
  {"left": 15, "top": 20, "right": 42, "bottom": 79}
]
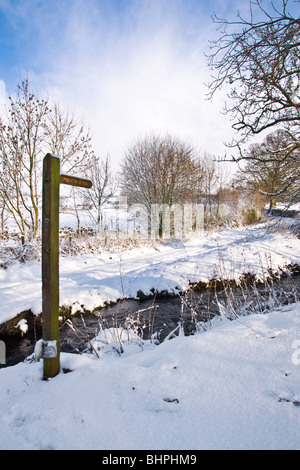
[
  {"left": 0, "top": 223, "right": 299, "bottom": 326},
  {"left": 0, "top": 303, "right": 299, "bottom": 450}
]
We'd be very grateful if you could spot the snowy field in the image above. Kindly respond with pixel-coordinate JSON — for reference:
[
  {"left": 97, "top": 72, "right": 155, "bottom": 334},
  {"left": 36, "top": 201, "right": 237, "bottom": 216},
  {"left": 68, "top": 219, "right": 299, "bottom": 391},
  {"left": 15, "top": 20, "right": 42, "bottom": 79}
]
[
  {"left": 0, "top": 221, "right": 300, "bottom": 323},
  {"left": 0, "top": 302, "right": 299, "bottom": 450},
  {"left": 0, "top": 220, "right": 299, "bottom": 450},
  {"left": 0, "top": 221, "right": 299, "bottom": 325}
]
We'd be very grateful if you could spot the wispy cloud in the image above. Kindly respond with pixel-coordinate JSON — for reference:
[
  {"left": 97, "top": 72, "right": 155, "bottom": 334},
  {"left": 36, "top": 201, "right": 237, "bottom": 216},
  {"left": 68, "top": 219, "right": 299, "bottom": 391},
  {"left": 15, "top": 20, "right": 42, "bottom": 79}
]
[{"left": 1, "top": 0, "right": 243, "bottom": 166}]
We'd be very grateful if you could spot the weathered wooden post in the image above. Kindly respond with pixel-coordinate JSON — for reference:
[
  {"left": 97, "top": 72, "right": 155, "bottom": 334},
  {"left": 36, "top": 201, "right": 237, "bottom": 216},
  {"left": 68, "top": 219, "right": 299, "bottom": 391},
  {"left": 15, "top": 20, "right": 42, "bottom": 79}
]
[
  {"left": 42, "top": 154, "right": 60, "bottom": 379},
  {"left": 42, "top": 154, "right": 92, "bottom": 379}
]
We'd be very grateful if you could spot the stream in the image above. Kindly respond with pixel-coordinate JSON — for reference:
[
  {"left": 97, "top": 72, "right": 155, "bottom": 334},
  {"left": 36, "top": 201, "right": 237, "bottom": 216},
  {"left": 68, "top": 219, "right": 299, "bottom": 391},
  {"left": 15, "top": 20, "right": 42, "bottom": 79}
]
[
  {"left": 1, "top": 272, "right": 299, "bottom": 368},
  {"left": 1, "top": 293, "right": 215, "bottom": 368}
]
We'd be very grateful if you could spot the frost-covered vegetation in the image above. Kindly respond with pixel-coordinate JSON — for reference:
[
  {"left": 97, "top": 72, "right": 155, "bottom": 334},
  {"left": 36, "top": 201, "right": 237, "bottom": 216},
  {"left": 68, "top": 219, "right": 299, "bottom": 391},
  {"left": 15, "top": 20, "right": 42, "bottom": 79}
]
[{"left": 1, "top": 0, "right": 300, "bottom": 451}]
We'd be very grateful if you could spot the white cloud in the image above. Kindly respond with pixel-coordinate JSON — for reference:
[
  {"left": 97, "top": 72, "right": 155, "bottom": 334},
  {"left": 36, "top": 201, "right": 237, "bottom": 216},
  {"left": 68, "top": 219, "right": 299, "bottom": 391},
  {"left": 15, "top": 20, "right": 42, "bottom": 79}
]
[
  {"left": 0, "top": 80, "right": 6, "bottom": 103},
  {"left": 6, "top": 0, "right": 239, "bottom": 168},
  {"left": 0, "top": 80, "right": 8, "bottom": 118}
]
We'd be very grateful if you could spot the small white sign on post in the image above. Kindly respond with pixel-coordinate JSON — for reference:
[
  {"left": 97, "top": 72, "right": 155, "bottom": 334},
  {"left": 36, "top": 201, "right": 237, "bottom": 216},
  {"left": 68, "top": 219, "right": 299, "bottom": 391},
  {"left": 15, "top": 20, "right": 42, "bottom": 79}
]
[{"left": 0, "top": 340, "right": 6, "bottom": 365}]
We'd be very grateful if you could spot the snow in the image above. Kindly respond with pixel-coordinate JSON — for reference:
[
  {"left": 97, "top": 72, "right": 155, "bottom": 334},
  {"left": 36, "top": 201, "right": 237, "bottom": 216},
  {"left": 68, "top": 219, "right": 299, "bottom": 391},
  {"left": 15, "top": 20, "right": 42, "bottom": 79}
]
[
  {"left": 0, "top": 221, "right": 299, "bottom": 450},
  {"left": 0, "top": 303, "right": 299, "bottom": 450},
  {"left": 34, "top": 339, "right": 58, "bottom": 360},
  {"left": 0, "top": 223, "right": 299, "bottom": 325},
  {"left": 15, "top": 319, "right": 28, "bottom": 335},
  {"left": 275, "top": 202, "right": 300, "bottom": 212},
  {"left": 33, "top": 339, "right": 45, "bottom": 361}
]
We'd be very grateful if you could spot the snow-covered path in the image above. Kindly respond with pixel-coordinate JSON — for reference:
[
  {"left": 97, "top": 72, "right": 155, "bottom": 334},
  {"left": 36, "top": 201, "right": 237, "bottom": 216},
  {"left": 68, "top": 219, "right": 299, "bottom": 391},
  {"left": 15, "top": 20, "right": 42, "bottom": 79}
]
[
  {"left": 0, "top": 224, "right": 299, "bottom": 325},
  {"left": 0, "top": 222, "right": 299, "bottom": 450}
]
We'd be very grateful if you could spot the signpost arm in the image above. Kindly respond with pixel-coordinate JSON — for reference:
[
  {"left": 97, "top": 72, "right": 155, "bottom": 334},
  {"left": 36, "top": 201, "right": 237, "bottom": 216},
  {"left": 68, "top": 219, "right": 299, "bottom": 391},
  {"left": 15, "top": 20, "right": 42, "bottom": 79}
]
[{"left": 42, "top": 154, "right": 60, "bottom": 379}]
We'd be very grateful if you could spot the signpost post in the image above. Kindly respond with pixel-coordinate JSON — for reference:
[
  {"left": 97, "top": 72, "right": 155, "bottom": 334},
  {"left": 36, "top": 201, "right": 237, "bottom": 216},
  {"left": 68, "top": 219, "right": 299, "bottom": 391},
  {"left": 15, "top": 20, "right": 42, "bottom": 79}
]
[{"left": 42, "top": 153, "right": 92, "bottom": 379}]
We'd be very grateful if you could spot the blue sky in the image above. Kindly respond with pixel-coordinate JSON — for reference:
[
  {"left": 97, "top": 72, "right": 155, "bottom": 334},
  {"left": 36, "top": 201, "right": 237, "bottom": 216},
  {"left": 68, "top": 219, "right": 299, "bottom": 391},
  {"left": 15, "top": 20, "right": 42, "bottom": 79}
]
[{"left": 0, "top": 0, "right": 280, "bottom": 167}]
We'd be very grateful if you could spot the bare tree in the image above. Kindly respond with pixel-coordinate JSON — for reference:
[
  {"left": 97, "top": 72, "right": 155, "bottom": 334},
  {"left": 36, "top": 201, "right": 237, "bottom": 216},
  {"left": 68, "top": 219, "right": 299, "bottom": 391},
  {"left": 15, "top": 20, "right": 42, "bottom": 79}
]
[
  {"left": 237, "top": 130, "right": 299, "bottom": 212},
  {"left": 0, "top": 80, "right": 50, "bottom": 237},
  {"left": 43, "top": 102, "right": 94, "bottom": 174},
  {"left": 82, "top": 155, "right": 116, "bottom": 232},
  {"left": 192, "top": 152, "right": 235, "bottom": 228},
  {"left": 207, "top": 0, "right": 300, "bottom": 205},
  {"left": 0, "top": 195, "right": 7, "bottom": 236},
  {"left": 208, "top": 0, "right": 300, "bottom": 138},
  {"left": 120, "top": 133, "right": 199, "bottom": 237},
  {"left": 0, "top": 79, "right": 94, "bottom": 238}
]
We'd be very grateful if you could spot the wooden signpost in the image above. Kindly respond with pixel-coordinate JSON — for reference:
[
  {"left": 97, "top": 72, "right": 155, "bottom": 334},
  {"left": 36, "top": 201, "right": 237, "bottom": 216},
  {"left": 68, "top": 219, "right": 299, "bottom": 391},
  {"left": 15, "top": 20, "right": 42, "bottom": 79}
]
[{"left": 42, "top": 153, "right": 92, "bottom": 379}]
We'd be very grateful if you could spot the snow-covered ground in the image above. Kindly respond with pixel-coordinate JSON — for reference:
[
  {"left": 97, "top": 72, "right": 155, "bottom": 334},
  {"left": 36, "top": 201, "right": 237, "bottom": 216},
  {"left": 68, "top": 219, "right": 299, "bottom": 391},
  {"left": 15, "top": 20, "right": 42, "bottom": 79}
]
[
  {"left": 0, "top": 221, "right": 299, "bottom": 450},
  {"left": 0, "top": 222, "right": 299, "bottom": 325},
  {"left": 0, "top": 302, "right": 299, "bottom": 450}
]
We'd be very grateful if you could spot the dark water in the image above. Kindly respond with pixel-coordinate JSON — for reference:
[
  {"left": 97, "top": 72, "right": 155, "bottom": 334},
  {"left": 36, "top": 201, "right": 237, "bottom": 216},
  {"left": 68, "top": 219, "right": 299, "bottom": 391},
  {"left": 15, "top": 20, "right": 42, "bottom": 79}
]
[
  {"left": 1, "top": 273, "right": 299, "bottom": 368},
  {"left": 0, "top": 292, "right": 217, "bottom": 367}
]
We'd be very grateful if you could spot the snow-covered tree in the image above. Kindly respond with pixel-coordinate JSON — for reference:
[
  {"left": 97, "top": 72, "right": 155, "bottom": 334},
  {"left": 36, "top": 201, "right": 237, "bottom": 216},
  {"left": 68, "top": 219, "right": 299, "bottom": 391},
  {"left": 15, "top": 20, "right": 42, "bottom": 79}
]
[
  {"left": 82, "top": 155, "right": 116, "bottom": 232},
  {"left": 120, "top": 133, "right": 199, "bottom": 237},
  {"left": 0, "top": 79, "right": 94, "bottom": 238},
  {"left": 238, "top": 130, "right": 300, "bottom": 212},
  {"left": 207, "top": 0, "right": 300, "bottom": 207}
]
